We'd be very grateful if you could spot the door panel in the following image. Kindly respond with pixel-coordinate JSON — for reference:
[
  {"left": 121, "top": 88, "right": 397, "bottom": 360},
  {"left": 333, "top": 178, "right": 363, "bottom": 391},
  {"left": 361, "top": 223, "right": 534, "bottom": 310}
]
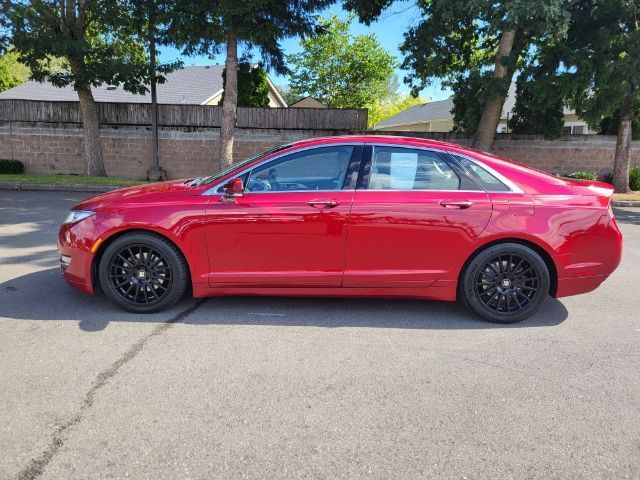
[
  {"left": 344, "top": 145, "right": 493, "bottom": 287},
  {"left": 344, "top": 191, "right": 492, "bottom": 287},
  {"left": 206, "top": 191, "right": 354, "bottom": 286},
  {"left": 205, "top": 144, "right": 362, "bottom": 287}
]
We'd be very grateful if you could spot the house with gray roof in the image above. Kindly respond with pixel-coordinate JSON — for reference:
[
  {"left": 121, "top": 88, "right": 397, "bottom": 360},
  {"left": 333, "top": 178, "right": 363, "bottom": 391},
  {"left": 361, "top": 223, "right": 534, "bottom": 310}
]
[
  {"left": 374, "top": 83, "right": 591, "bottom": 134},
  {"left": 0, "top": 65, "right": 288, "bottom": 107}
]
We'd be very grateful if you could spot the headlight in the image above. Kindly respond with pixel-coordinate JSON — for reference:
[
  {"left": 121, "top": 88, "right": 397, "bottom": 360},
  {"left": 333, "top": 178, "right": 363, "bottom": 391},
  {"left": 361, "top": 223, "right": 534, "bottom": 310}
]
[{"left": 63, "top": 210, "right": 96, "bottom": 225}]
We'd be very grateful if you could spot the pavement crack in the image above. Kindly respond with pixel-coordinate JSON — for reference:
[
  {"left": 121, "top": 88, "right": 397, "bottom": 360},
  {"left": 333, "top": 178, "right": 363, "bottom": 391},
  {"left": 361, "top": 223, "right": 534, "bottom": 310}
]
[{"left": 15, "top": 299, "right": 206, "bottom": 480}]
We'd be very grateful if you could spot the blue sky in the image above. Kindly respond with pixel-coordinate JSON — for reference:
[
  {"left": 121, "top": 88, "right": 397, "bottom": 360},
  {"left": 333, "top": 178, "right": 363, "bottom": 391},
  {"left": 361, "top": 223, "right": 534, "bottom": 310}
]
[{"left": 158, "top": 3, "right": 452, "bottom": 102}]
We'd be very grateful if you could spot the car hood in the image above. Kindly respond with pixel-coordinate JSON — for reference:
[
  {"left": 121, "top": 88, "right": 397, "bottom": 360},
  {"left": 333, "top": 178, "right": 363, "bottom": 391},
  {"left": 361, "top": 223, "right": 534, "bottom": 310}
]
[{"left": 73, "top": 179, "right": 201, "bottom": 211}]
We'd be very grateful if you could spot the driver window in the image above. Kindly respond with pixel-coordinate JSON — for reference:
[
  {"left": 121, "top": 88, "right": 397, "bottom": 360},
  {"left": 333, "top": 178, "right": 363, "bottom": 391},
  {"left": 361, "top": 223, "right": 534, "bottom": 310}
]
[{"left": 246, "top": 146, "right": 354, "bottom": 192}]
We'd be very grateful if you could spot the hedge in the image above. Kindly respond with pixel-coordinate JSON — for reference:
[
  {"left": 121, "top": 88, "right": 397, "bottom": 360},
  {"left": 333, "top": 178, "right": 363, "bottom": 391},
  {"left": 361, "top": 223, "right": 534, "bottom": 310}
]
[{"left": 0, "top": 159, "right": 24, "bottom": 174}]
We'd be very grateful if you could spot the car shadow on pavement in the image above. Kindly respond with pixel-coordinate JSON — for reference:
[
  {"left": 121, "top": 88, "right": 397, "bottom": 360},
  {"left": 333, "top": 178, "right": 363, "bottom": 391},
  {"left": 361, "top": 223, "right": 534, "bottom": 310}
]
[
  {"left": 613, "top": 207, "right": 640, "bottom": 226},
  {"left": 0, "top": 268, "right": 569, "bottom": 331}
]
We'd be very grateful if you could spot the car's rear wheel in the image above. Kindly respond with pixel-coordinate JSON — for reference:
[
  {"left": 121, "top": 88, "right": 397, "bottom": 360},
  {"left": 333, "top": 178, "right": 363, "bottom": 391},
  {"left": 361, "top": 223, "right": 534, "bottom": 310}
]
[
  {"left": 98, "top": 232, "right": 188, "bottom": 313},
  {"left": 460, "top": 243, "right": 550, "bottom": 323}
]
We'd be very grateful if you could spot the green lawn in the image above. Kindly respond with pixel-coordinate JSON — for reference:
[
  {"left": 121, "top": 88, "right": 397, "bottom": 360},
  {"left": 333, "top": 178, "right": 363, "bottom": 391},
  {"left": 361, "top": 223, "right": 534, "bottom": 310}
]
[{"left": 0, "top": 174, "right": 149, "bottom": 187}]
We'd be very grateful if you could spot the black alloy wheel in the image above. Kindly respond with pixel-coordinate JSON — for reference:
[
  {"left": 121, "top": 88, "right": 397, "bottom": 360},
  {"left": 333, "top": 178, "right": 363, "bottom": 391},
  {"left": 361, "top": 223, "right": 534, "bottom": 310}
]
[
  {"left": 461, "top": 243, "right": 550, "bottom": 323},
  {"left": 99, "top": 232, "right": 188, "bottom": 313},
  {"left": 108, "top": 244, "right": 172, "bottom": 305}
]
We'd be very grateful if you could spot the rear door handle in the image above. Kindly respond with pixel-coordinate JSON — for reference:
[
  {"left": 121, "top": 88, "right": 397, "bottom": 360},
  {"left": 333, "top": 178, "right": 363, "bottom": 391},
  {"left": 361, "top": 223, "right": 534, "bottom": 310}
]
[
  {"left": 308, "top": 198, "right": 340, "bottom": 209},
  {"left": 440, "top": 200, "right": 473, "bottom": 209}
]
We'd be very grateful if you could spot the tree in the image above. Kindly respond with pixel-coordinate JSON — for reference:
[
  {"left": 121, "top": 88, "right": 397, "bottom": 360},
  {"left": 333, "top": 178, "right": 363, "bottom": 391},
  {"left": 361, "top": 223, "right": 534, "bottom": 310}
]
[
  {"left": 368, "top": 93, "right": 425, "bottom": 128},
  {"left": 599, "top": 112, "right": 640, "bottom": 141},
  {"left": 509, "top": 77, "right": 564, "bottom": 139},
  {"left": 3, "top": 1, "right": 154, "bottom": 176},
  {"left": 450, "top": 71, "right": 492, "bottom": 134},
  {"left": 220, "top": 63, "right": 270, "bottom": 107},
  {"left": 119, "top": 0, "right": 182, "bottom": 181},
  {"left": 557, "top": 0, "right": 640, "bottom": 192},
  {"left": 288, "top": 15, "right": 397, "bottom": 110},
  {"left": 509, "top": 47, "right": 566, "bottom": 139},
  {"left": 345, "top": 0, "right": 577, "bottom": 151},
  {"left": 169, "top": 1, "right": 332, "bottom": 171},
  {"left": 276, "top": 84, "right": 301, "bottom": 106},
  {"left": 0, "top": 48, "right": 29, "bottom": 91}
]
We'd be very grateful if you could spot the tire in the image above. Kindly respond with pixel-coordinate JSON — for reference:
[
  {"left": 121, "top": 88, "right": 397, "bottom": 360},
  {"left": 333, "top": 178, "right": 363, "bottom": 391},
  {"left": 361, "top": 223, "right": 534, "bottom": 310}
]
[
  {"left": 460, "top": 243, "right": 550, "bottom": 324},
  {"left": 99, "top": 232, "right": 189, "bottom": 313}
]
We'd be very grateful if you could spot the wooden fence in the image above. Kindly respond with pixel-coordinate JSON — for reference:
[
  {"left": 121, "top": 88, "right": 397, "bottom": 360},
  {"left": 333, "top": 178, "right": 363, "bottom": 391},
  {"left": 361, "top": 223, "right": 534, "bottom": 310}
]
[{"left": 0, "top": 99, "right": 368, "bottom": 131}]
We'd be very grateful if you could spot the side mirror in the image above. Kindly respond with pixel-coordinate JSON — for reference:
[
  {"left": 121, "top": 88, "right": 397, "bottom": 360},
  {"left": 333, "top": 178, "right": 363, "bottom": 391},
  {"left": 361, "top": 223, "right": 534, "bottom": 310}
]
[{"left": 222, "top": 177, "right": 244, "bottom": 198}]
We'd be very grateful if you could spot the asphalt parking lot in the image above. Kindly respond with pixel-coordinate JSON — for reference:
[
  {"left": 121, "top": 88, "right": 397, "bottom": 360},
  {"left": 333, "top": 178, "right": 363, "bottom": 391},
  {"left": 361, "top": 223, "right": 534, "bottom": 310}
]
[{"left": 0, "top": 190, "right": 639, "bottom": 480}]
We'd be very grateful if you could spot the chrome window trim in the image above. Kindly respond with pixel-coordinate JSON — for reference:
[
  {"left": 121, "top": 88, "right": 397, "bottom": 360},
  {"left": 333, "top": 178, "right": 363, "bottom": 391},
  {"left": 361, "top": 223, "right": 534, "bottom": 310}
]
[
  {"left": 364, "top": 142, "right": 522, "bottom": 194},
  {"left": 203, "top": 143, "right": 363, "bottom": 196},
  {"left": 444, "top": 150, "right": 524, "bottom": 194}
]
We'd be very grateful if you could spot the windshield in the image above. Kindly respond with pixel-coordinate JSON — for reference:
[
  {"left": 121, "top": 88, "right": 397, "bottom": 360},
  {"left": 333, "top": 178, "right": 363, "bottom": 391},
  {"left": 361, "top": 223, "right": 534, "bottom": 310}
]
[{"left": 188, "top": 144, "right": 293, "bottom": 187}]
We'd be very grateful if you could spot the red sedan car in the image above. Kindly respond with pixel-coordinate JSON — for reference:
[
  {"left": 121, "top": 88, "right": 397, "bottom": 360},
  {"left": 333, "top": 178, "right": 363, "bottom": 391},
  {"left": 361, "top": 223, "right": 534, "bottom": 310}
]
[{"left": 58, "top": 135, "right": 622, "bottom": 323}]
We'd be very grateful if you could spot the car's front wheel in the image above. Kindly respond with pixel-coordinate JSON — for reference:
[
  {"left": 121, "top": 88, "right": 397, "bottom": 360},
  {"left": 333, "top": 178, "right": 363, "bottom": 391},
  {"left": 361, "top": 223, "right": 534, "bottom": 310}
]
[
  {"left": 98, "top": 232, "right": 188, "bottom": 313},
  {"left": 460, "top": 243, "right": 550, "bottom": 323}
]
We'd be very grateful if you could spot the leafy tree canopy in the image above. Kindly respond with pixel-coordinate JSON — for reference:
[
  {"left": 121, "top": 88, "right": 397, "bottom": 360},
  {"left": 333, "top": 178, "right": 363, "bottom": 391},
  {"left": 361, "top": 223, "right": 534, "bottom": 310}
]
[
  {"left": 558, "top": 0, "right": 640, "bottom": 129},
  {"left": 509, "top": 76, "right": 564, "bottom": 139},
  {"left": 368, "top": 93, "right": 426, "bottom": 128},
  {"left": 0, "top": 48, "right": 29, "bottom": 91},
  {"left": 599, "top": 111, "right": 640, "bottom": 140},
  {"left": 221, "top": 63, "right": 270, "bottom": 108},
  {"left": 276, "top": 84, "right": 301, "bottom": 106},
  {"left": 520, "top": 0, "right": 640, "bottom": 191},
  {"left": 345, "top": 0, "right": 573, "bottom": 96},
  {"left": 2, "top": 0, "right": 162, "bottom": 93},
  {"left": 168, "top": 0, "right": 333, "bottom": 75},
  {"left": 288, "top": 15, "right": 397, "bottom": 109},
  {"left": 450, "top": 71, "right": 492, "bottom": 134}
]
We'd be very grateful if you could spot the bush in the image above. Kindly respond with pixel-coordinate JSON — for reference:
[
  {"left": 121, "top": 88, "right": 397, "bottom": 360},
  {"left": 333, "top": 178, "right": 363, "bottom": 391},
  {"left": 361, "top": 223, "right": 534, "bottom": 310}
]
[
  {"left": 0, "top": 159, "right": 24, "bottom": 174},
  {"left": 603, "top": 166, "right": 640, "bottom": 190},
  {"left": 630, "top": 165, "right": 640, "bottom": 191},
  {"left": 566, "top": 171, "right": 598, "bottom": 180}
]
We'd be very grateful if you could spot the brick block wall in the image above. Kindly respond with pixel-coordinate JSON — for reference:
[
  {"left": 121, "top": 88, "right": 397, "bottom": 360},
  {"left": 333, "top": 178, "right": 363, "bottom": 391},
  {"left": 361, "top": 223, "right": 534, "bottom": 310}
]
[
  {"left": 372, "top": 132, "right": 640, "bottom": 178},
  {"left": 0, "top": 122, "right": 638, "bottom": 180}
]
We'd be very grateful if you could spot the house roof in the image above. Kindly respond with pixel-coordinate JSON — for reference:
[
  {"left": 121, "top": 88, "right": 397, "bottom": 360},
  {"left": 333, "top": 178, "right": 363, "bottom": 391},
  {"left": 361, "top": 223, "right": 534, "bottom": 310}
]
[
  {"left": 374, "top": 98, "right": 456, "bottom": 129},
  {"left": 374, "top": 82, "right": 575, "bottom": 129},
  {"left": 289, "top": 96, "right": 327, "bottom": 108},
  {"left": 0, "top": 65, "right": 228, "bottom": 104}
]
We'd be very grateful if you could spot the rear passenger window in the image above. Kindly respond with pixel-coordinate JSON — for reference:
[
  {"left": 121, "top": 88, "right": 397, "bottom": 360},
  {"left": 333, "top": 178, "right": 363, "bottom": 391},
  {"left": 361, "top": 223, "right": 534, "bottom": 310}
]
[
  {"left": 367, "top": 147, "right": 460, "bottom": 191},
  {"left": 452, "top": 155, "right": 510, "bottom": 192}
]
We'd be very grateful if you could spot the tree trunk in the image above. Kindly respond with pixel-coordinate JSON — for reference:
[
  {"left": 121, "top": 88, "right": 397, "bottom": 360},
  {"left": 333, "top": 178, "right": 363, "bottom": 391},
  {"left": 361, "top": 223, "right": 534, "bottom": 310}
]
[
  {"left": 471, "top": 29, "right": 518, "bottom": 152},
  {"left": 612, "top": 113, "right": 632, "bottom": 193},
  {"left": 76, "top": 85, "right": 107, "bottom": 177},
  {"left": 219, "top": 26, "right": 238, "bottom": 171},
  {"left": 147, "top": 15, "right": 164, "bottom": 181}
]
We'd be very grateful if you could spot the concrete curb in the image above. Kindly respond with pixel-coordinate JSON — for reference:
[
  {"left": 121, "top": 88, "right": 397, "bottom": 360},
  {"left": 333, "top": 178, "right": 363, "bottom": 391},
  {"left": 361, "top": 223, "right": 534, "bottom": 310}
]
[
  {"left": 0, "top": 182, "right": 121, "bottom": 193},
  {"left": 612, "top": 200, "right": 640, "bottom": 207}
]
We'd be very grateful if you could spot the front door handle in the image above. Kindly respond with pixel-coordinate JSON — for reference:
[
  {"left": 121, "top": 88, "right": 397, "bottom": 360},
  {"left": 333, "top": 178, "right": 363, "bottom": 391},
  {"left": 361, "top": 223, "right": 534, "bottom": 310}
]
[
  {"left": 440, "top": 200, "right": 473, "bottom": 209},
  {"left": 308, "top": 198, "right": 340, "bottom": 209}
]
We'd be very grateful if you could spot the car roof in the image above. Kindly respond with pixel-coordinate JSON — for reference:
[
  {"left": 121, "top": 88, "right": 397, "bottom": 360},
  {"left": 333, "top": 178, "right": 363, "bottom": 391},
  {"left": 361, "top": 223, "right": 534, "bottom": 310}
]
[
  {"left": 286, "top": 135, "right": 576, "bottom": 195},
  {"left": 290, "top": 135, "right": 461, "bottom": 150}
]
